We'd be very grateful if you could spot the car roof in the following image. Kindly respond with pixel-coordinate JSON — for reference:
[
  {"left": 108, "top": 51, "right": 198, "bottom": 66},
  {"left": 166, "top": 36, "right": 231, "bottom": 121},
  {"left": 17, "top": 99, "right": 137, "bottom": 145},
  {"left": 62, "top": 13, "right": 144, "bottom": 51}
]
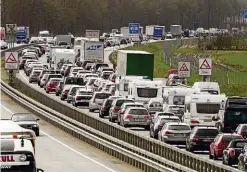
[
  {"left": 159, "top": 116, "right": 179, "bottom": 119},
  {"left": 127, "top": 107, "right": 147, "bottom": 110},
  {"left": 123, "top": 102, "right": 143, "bottom": 105},
  {"left": 166, "top": 122, "right": 189, "bottom": 126},
  {"left": 195, "top": 126, "right": 218, "bottom": 130}
]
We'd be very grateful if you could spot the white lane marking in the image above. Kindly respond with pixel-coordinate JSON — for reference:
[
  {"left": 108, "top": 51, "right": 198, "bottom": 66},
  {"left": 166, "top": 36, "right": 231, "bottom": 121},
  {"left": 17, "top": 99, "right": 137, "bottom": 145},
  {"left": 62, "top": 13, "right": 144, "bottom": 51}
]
[{"left": 0, "top": 104, "right": 118, "bottom": 172}]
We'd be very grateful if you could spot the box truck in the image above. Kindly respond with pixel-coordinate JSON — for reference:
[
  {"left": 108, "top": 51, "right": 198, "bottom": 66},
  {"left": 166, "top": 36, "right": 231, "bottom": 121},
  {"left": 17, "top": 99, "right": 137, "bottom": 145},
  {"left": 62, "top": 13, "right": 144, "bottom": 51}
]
[
  {"left": 51, "top": 48, "right": 75, "bottom": 69},
  {"left": 170, "top": 25, "right": 182, "bottom": 38},
  {"left": 80, "top": 40, "right": 104, "bottom": 62},
  {"left": 145, "top": 25, "right": 165, "bottom": 39},
  {"left": 116, "top": 50, "right": 154, "bottom": 80}
]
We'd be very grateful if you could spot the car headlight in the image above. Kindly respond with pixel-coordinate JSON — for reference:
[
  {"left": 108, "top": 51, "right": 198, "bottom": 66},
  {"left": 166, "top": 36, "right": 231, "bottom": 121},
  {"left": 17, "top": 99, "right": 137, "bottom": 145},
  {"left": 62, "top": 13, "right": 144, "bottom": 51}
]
[{"left": 19, "top": 154, "right": 27, "bottom": 161}]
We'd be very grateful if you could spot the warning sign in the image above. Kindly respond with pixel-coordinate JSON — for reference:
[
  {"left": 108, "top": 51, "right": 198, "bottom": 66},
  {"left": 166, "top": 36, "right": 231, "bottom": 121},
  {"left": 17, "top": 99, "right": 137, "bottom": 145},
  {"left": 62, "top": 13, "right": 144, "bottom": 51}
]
[
  {"left": 199, "top": 58, "right": 212, "bottom": 76},
  {"left": 5, "top": 52, "right": 19, "bottom": 70},
  {"left": 178, "top": 62, "right": 190, "bottom": 78}
]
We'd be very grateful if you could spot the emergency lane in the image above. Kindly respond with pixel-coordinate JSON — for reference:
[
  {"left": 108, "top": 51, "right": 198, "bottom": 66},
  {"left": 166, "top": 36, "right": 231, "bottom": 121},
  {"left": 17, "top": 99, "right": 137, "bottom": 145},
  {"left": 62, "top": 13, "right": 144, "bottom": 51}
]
[
  {"left": 15, "top": 46, "right": 224, "bottom": 166},
  {"left": 0, "top": 92, "right": 142, "bottom": 172}
]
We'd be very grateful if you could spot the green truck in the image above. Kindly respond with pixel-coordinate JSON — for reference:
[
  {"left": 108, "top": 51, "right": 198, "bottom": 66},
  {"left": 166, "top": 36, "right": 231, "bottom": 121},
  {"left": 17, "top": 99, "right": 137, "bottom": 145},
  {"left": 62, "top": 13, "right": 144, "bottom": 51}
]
[{"left": 116, "top": 50, "right": 154, "bottom": 80}]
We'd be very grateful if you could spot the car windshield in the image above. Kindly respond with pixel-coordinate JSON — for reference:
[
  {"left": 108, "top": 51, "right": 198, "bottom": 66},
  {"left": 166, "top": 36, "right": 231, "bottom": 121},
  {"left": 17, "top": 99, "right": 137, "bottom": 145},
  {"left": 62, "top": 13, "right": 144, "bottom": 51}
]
[
  {"left": 95, "top": 93, "right": 111, "bottom": 99},
  {"left": 160, "top": 118, "right": 180, "bottom": 125},
  {"left": 128, "top": 109, "right": 148, "bottom": 115},
  {"left": 116, "top": 100, "right": 134, "bottom": 107},
  {"left": 12, "top": 115, "right": 36, "bottom": 122},
  {"left": 173, "top": 96, "right": 185, "bottom": 105},
  {"left": 79, "top": 91, "right": 93, "bottom": 95},
  {"left": 168, "top": 125, "right": 190, "bottom": 130},
  {"left": 195, "top": 129, "right": 219, "bottom": 137}
]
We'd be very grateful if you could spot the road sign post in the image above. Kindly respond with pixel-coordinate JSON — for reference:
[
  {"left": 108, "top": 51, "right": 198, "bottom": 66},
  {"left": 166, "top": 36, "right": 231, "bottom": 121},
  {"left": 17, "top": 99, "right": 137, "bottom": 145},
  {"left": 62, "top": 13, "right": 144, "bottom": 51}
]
[
  {"left": 6, "top": 24, "right": 17, "bottom": 49},
  {"left": 199, "top": 58, "right": 212, "bottom": 81},
  {"left": 5, "top": 51, "right": 19, "bottom": 85},
  {"left": 129, "top": 23, "right": 140, "bottom": 42},
  {"left": 178, "top": 62, "right": 190, "bottom": 78}
]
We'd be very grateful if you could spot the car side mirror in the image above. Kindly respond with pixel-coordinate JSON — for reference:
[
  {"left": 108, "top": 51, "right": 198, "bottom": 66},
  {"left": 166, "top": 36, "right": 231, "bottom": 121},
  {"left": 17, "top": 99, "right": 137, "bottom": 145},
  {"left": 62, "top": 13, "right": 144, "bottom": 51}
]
[
  {"left": 37, "top": 169, "right": 44, "bottom": 172},
  {"left": 36, "top": 118, "right": 40, "bottom": 121}
]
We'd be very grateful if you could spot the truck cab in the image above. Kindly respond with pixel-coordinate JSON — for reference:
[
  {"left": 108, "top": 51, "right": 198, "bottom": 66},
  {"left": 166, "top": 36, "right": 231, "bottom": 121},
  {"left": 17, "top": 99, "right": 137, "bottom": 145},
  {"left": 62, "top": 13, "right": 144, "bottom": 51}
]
[
  {"left": 128, "top": 80, "right": 163, "bottom": 103},
  {"left": 183, "top": 94, "right": 225, "bottom": 127},
  {"left": 213, "top": 96, "right": 247, "bottom": 132}
]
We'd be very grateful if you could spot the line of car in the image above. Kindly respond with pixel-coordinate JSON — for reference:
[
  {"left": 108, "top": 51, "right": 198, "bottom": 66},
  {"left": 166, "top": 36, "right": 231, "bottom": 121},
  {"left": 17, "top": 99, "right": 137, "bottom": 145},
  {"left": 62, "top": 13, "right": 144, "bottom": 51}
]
[{"left": 19, "top": 44, "right": 247, "bottom": 171}]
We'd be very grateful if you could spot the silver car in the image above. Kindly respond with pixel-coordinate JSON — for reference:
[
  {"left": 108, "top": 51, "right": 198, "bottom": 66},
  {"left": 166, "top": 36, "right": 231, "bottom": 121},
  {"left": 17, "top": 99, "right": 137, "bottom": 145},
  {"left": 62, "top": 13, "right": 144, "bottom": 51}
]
[
  {"left": 146, "top": 98, "right": 163, "bottom": 115},
  {"left": 66, "top": 85, "right": 85, "bottom": 103},
  {"left": 158, "top": 122, "right": 191, "bottom": 144},
  {"left": 120, "top": 107, "right": 151, "bottom": 130},
  {"left": 29, "top": 69, "right": 43, "bottom": 83},
  {"left": 89, "top": 92, "right": 112, "bottom": 112}
]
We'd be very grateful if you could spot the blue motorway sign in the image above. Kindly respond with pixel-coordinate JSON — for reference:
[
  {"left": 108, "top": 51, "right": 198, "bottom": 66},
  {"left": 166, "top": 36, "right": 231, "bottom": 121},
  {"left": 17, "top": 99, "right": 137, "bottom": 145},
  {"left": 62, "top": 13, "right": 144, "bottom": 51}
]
[
  {"left": 129, "top": 23, "right": 140, "bottom": 34},
  {"left": 244, "top": 9, "right": 247, "bottom": 19}
]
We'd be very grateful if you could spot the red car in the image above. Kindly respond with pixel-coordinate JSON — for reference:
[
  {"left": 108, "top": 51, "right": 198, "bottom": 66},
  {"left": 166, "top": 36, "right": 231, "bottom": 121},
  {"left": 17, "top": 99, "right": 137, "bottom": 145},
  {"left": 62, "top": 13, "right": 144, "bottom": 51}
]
[
  {"left": 209, "top": 133, "right": 243, "bottom": 160},
  {"left": 45, "top": 78, "right": 62, "bottom": 93}
]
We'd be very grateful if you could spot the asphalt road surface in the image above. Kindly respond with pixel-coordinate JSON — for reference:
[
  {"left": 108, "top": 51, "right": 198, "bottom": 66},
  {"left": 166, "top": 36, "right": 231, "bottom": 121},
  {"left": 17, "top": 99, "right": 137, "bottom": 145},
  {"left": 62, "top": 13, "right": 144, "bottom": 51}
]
[{"left": 0, "top": 91, "right": 142, "bottom": 172}]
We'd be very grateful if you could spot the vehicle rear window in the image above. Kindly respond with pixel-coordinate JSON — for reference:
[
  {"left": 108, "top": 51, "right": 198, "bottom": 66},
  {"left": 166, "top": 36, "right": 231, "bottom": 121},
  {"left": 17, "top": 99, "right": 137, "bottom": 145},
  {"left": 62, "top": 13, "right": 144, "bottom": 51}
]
[
  {"left": 160, "top": 118, "right": 180, "bottom": 125},
  {"left": 79, "top": 91, "right": 93, "bottom": 95},
  {"left": 241, "top": 126, "right": 247, "bottom": 132},
  {"left": 33, "top": 71, "right": 41, "bottom": 74},
  {"left": 173, "top": 96, "right": 185, "bottom": 105},
  {"left": 65, "top": 77, "right": 84, "bottom": 85},
  {"left": 105, "top": 99, "right": 114, "bottom": 106},
  {"left": 126, "top": 104, "right": 144, "bottom": 108},
  {"left": 116, "top": 100, "right": 134, "bottom": 107},
  {"left": 95, "top": 93, "right": 111, "bottom": 99},
  {"left": 222, "top": 136, "right": 242, "bottom": 143},
  {"left": 137, "top": 88, "right": 158, "bottom": 98},
  {"left": 235, "top": 142, "right": 247, "bottom": 148},
  {"left": 168, "top": 125, "right": 190, "bottom": 130},
  {"left": 196, "top": 104, "right": 220, "bottom": 114},
  {"left": 157, "top": 113, "right": 175, "bottom": 117},
  {"left": 195, "top": 129, "right": 219, "bottom": 137},
  {"left": 87, "top": 79, "right": 96, "bottom": 85},
  {"left": 128, "top": 109, "right": 148, "bottom": 115}
]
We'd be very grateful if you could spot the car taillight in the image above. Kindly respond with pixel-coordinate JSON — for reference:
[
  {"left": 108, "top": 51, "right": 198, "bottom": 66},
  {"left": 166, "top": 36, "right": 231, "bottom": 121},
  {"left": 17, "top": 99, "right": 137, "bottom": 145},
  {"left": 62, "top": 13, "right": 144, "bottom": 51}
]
[
  {"left": 125, "top": 114, "right": 133, "bottom": 119},
  {"left": 192, "top": 137, "right": 200, "bottom": 142},
  {"left": 63, "top": 90, "right": 69, "bottom": 94},
  {"left": 144, "top": 115, "right": 151, "bottom": 119},
  {"left": 191, "top": 119, "right": 199, "bottom": 124},
  {"left": 76, "top": 96, "right": 81, "bottom": 100},
  {"left": 229, "top": 148, "right": 235, "bottom": 157},
  {"left": 101, "top": 106, "right": 107, "bottom": 110},
  {"left": 113, "top": 107, "right": 119, "bottom": 112},
  {"left": 13, "top": 135, "right": 18, "bottom": 139},
  {"left": 164, "top": 131, "right": 171, "bottom": 135}
]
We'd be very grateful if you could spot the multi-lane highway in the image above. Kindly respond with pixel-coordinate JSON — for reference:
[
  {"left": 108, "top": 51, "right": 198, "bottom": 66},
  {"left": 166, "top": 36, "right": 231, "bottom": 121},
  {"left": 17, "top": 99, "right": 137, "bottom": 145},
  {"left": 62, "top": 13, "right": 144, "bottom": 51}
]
[
  {"left": 14, "top": 43, "right": 229, "bottom": 169},
  {"left": 0, "top": 91, "right": 142, "bottom": 172}
]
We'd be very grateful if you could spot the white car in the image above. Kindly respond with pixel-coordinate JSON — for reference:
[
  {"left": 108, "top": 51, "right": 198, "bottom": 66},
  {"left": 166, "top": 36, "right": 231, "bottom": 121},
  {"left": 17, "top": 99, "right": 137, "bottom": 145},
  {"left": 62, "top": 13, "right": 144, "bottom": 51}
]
[
  {"left": 66, "top": 85, "right": 85, "bottom": 103},
  {"left": 0, "top": 40, "right": 8, "bottom": 49},
  {"left": 72, "top": 88, "right": 93, "bottom": 107},
  {"left": 89, "top": 92, "right": 112, "bottom": 112}
]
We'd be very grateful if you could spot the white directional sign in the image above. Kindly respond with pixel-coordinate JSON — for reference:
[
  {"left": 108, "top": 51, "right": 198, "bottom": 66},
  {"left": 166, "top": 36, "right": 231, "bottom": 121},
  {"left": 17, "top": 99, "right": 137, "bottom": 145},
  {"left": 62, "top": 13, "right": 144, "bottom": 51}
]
[
  {"left": 5, "top": 52, "right": 19, "bottom": 70},
  {"left": 85, "top": 30, "right": 100, "bottom": 39},
  {"left": 178, "top": 62, "right": 190, "bottom": 78},
  {"left": 199, "top": 58, "right": 212, "bottom": 76},
  {"left": 6, "top": 24, "right": 17, "bottom": 33}
]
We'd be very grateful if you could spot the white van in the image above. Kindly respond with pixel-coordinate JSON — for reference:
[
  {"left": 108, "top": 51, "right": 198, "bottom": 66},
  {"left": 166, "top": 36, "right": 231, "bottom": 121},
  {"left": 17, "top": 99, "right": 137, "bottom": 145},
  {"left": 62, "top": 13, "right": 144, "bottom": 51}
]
[
  {"left": 52, "top": 48, "right": 75, "bottom": 69},
  {"left": 115, "top": 76, "right": 150, "bottom": 97},
  {"left": 163, "top": 87, "right": 195, "bottom": 110},
  {"left": 183, "top": 94, "right": 226, "bottom": 127},
  {"left": 128, "top": 80, "right": 163, "bottom": 103},
  {"left": 192, "top": 82, "right": 220, "bottom": 95}
]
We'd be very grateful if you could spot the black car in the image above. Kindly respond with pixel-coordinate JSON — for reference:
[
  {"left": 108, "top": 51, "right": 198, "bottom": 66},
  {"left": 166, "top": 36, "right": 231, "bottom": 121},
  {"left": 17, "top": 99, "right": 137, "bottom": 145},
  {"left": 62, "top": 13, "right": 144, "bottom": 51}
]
[
  {"left": 186, "top": 127, "right": 219, "bottom": 152},
  {"left": 11, "top": 113, "right": 40, "bottom": 136},
  {"left": 99, "top": 99, "right": 113, "bottom": 118},
  {"left": 120, "top": 39, "right": 127, "bottom": 45},
  {"left": 223, "top": 139, "right": 247, "bottom": 166}
]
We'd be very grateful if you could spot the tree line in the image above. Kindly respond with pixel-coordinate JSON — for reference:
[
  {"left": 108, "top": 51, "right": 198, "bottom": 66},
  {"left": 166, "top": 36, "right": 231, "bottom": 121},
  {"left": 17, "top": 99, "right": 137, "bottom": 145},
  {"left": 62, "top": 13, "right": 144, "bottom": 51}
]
[{"left": 2, "top": 0, "right": 247, "bottom": 36}]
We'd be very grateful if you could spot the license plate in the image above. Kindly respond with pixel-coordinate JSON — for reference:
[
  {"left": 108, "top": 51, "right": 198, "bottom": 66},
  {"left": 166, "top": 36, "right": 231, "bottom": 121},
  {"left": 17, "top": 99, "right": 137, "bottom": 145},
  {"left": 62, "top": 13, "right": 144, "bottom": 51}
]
[
  {"left": 133, "top": 119, "right": 146, "bottom": 122},
  {"left": 203, "top": 139, "right": 211, "bottom": 142},
  {"left": 80, "top": 100, "right": 89, "bottom": 102},
  {"left": 204, "top": 119, "right": 212, "bottom": 122}
]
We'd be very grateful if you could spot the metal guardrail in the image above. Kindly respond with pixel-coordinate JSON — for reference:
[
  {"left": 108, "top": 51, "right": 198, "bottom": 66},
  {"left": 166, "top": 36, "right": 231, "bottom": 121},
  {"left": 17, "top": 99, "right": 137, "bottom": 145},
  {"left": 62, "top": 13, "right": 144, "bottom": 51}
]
[{"left": 1, "top": 41, "right": 241, "bottom": 172}]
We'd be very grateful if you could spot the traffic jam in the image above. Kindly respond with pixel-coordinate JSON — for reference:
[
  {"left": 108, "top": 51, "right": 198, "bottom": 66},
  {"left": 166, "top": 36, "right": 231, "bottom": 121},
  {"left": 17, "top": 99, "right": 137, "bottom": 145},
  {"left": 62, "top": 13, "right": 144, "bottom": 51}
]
[{"left": 6, "top": 29, "right": 247, "bottom": 171}]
